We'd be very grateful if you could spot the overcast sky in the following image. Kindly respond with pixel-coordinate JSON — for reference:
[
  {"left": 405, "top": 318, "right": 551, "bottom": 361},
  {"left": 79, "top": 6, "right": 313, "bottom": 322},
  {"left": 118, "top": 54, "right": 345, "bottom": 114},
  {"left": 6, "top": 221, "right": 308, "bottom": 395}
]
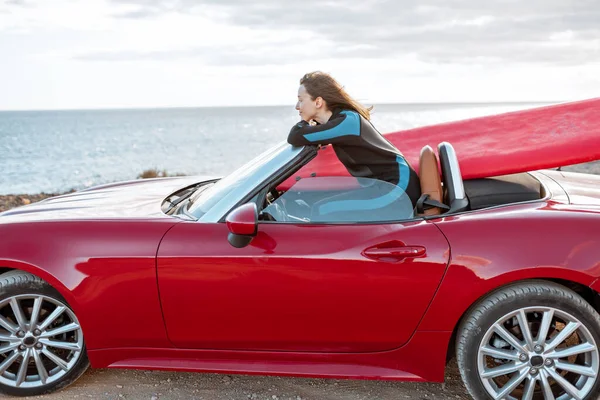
[{"left": 0, "top": 0, "right": 598, "bottom": 110}]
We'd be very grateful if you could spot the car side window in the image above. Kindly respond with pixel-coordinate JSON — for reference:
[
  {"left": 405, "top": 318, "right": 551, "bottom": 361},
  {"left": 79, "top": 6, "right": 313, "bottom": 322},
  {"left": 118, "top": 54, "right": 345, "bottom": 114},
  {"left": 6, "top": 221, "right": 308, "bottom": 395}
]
[{"left": 260, "top": 176, "right": 415, "bottom": 224}]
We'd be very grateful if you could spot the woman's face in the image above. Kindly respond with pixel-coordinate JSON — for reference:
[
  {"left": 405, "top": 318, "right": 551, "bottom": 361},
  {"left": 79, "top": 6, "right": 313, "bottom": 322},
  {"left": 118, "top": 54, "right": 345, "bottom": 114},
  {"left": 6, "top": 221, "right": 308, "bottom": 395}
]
[{"left": 295, "top": 85, "right": 319, "bottom": 121}]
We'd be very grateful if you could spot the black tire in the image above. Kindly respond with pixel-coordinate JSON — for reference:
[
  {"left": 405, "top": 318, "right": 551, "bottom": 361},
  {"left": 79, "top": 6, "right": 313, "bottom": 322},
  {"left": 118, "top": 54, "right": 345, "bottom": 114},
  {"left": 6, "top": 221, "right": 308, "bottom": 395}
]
[
  {"left": 0, "top": 270, "right": 89, "bottom": 397},
  {"left": 456, "top": 280, "right": 600, "bottom": 400}
]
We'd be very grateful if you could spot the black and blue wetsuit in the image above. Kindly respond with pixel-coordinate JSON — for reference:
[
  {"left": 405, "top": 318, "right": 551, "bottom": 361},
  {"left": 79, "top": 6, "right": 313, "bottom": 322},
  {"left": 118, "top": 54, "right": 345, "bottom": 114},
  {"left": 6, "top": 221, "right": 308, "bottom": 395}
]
[{"left": 287, "top": 108, "right": 421, "bottom": 213}]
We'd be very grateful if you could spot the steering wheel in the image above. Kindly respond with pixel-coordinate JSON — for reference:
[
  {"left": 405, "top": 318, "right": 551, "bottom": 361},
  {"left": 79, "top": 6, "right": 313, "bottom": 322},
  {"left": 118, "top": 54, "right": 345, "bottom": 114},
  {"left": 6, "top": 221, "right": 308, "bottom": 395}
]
[
  {"left": 266, "top": 188, "right": 282, "bottom": 204},
  {"left": 261, "top": 187, "right": 291, "bottom": 222},
  {"left": 262, "top": 201, "right": 289, "bottom": 222}
]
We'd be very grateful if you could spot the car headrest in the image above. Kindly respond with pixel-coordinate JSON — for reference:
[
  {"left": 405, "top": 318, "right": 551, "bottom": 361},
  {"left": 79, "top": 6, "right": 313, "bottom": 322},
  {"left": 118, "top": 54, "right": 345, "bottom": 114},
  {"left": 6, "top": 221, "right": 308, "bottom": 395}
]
[
  {"left": 437, "top": 142, "right": 469, "bottom": 213},
  {"left": 418, "top": 145, "right": 445, "bottom": 215}
]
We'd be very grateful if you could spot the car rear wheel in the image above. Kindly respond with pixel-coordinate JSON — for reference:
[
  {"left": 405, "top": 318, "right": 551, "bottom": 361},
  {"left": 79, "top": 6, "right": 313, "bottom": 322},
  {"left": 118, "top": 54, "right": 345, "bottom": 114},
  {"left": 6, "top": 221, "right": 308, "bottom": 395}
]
[
  {"left": 457, "top": 281, "right": 600, "bottom": 400},
  {"left": 0, "top": 271, "right": 89, "bottom": 396}
]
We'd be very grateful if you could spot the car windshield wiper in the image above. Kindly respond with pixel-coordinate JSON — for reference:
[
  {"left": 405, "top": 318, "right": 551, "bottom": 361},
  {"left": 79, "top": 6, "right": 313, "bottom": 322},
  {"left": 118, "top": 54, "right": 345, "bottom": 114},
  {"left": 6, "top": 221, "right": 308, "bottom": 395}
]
[
  {"left": 164, "top": 182, "right": 212, "bottom": 215},
  {"left": 164, "top": 192, "right": 194, "bottom": 214}
]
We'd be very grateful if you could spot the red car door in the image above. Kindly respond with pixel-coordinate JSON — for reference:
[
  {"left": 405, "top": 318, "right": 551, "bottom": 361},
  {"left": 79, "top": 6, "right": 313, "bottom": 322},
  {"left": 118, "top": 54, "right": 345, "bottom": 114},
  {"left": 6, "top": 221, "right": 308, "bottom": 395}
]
[{"left": 157, "top": 219, "right": 449, "bottom": 352}]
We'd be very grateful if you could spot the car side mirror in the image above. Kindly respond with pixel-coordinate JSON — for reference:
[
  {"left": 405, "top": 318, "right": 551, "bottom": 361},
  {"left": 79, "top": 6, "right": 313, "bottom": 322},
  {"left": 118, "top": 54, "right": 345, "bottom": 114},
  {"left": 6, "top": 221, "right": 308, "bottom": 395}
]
[{"left": 226, "top": 203, "right": 258, "bottom": 248}]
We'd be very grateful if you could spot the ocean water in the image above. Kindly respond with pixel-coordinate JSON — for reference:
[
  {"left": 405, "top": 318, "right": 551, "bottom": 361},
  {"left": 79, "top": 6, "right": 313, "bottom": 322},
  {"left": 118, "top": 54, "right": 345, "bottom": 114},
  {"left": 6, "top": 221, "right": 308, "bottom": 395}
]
[{"left": 0, "top": 103, "right": 549, "bottom": 195}]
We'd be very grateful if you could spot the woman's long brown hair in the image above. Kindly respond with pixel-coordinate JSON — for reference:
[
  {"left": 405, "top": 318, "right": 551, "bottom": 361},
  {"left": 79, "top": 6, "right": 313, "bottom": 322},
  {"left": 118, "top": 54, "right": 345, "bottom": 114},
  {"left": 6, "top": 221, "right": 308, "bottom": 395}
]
[{"left": 300, "top": 71, "right": 373, "bottom": 120}]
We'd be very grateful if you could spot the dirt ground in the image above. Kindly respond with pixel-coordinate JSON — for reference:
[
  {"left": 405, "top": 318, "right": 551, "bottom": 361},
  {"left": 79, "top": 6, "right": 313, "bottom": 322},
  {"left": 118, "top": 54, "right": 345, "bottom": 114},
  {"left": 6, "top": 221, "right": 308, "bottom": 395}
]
[
  {"left": 4, "top": 161, "right": 600, "bottom": 400},
  {"left": 27, "top": 360, "right": 470, "bottom": 400}
]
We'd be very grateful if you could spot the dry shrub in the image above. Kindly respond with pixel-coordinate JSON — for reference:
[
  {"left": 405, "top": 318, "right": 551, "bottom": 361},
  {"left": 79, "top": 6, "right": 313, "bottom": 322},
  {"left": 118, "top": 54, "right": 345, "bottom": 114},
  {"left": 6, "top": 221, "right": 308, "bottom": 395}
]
[{"left": 137, "top": 169, "right": 186, "bottom": 179}]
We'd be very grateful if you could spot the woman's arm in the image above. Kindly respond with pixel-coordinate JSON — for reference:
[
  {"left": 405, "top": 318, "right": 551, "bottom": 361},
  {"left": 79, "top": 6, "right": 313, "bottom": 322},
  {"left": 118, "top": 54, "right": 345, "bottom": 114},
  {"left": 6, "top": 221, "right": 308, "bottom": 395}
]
[{"left": 287, "top": 110, "right": 361, "bottom": 146}]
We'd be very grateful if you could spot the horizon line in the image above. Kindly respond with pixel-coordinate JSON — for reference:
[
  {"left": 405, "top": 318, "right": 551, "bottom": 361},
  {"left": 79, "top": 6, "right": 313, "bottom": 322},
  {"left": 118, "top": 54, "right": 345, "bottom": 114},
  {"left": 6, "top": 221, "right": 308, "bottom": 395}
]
[{"left": 0, "top": 100, "right": 563, "bottom": 113}]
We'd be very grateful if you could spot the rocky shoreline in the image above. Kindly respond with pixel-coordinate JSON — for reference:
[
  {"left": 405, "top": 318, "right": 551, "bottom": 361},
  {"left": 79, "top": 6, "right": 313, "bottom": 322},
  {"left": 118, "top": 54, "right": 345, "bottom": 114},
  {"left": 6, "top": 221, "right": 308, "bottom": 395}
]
[
  {"left": 0, "top": 168, "right": 182, "bottom": 213},
  {"left": 1, "top": 162, "right": 599, "bottom": 213},
  {"left": 0, "top": 192, "right": 73, "bottom": 213}
]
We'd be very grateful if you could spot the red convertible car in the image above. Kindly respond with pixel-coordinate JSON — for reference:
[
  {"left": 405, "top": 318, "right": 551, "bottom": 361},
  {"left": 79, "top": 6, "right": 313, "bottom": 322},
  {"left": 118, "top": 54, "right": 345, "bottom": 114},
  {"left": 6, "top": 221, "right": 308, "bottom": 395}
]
[{"left": 1, "top": 138, "right": 600, "bottom": 400}]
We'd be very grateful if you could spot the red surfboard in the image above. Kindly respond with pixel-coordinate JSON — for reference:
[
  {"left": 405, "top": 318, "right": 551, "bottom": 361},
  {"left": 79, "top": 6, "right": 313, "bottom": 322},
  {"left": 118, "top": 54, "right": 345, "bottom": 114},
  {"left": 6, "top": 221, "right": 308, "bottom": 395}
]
[{"left": 280, "top": 97, "right": 600, "bottom": 190}]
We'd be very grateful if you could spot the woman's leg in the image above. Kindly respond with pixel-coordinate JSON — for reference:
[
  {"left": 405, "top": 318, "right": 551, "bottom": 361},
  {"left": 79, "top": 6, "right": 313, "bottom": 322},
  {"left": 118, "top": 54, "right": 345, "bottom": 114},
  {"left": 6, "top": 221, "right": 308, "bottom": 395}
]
[{"left": 311, "top": 182, "right": 414, "bottom": 222}]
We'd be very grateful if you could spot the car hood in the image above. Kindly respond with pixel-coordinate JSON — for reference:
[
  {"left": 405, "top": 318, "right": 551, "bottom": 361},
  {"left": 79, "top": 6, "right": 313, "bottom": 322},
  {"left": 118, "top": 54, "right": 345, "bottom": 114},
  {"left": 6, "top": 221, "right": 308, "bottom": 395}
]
[
  {"left": 542, "top": 170, "right": 600, "bottom": 206},
  {"left": 0, "top": 175, "right": 216, "bottom": 223}
]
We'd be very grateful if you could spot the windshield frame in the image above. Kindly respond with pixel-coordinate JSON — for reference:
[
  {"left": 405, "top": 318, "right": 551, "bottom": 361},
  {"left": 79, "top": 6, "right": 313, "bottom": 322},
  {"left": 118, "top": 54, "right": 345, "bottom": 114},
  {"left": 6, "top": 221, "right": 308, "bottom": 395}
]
[{"left": 188, "top": 141, "right": 307, "bottom": 222}]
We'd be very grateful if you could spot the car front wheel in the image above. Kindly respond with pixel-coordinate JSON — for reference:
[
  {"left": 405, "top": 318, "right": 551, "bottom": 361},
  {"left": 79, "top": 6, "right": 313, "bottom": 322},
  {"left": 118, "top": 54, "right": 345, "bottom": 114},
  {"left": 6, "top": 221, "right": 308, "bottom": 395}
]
[
  {"left": 0, "top": 271, "right": 89, "bottom": 396},
  {"left": 457, "top": 281, "right": 600, "bottom": 400}
]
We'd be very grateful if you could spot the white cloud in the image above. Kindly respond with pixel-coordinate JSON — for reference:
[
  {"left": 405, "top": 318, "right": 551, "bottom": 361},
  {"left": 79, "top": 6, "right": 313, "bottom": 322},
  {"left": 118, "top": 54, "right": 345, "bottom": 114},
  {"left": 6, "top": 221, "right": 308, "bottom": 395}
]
[
  {"left": 0, "top": 0, "right": 598, "bottom": 110},
  {"left": 1, "top": 0, "right": 113, "bottom": 32}
]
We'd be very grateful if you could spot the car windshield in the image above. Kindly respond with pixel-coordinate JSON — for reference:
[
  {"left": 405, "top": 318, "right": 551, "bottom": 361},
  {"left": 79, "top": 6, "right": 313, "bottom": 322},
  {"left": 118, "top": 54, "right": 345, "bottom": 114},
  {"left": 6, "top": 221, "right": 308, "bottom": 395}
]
[{"left": 187, "top": 141, "right": 292, "bottom": 219}]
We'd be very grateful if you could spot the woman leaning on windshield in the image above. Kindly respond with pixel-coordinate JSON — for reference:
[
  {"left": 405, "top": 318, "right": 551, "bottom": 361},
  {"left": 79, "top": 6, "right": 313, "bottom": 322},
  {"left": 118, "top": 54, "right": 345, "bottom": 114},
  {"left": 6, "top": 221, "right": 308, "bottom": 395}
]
[{"left": 287, "top": 71, "right": 421, "bottom": 211}]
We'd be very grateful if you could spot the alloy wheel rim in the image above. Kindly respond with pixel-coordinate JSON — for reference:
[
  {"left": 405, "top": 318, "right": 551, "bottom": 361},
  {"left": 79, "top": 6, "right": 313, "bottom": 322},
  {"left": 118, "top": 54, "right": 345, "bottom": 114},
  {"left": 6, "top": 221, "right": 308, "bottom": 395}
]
[
  {"left": 478, "top": 306, "right": 599, "bottom": 400},
  {"left": 0, "top": 294, "right": 84, "bottom": 388}
]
